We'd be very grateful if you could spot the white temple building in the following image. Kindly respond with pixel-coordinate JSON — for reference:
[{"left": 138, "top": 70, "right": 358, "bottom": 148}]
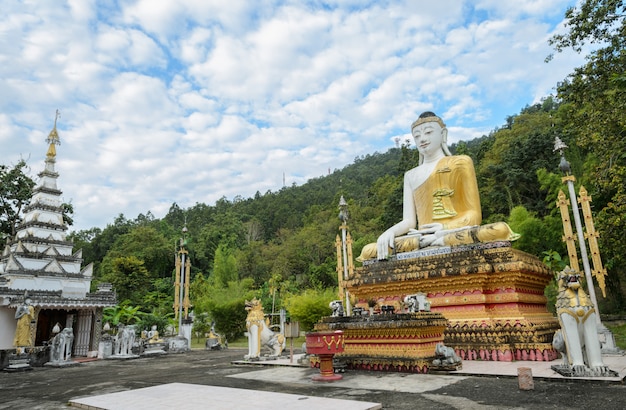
[{"left": 0, "top": 117, "right": 116, "bottom": 356}]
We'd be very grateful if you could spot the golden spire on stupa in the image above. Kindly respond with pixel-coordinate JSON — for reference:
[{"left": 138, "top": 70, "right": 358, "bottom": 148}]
[{"left": 46, "top": 109, "right": 61, "bottom": 158}]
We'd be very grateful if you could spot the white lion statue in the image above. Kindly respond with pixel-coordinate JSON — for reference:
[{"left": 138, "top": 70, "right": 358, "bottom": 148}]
[
  {"left": 432, "top": 343, "right": 462, "bottom": 368},
  {"left": 404, "top": 293, "right": 430, "bottom": 313},
  {"left": 329, "top": 300, "right": 344, "bottom": 317},
  {"left": 50, "top": 327, "right": 74, "bottom": 363},
  {"left": 244, "top": 299, "right": 285, "bottom": 360},
  {"left": 552, "top": 267, "right": 614, "bottom": 377}
]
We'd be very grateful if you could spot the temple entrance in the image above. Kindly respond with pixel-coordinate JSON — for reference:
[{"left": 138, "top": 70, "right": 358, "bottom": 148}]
[{"left": 35, "top": 309, "right": 70, "bottom": 346}]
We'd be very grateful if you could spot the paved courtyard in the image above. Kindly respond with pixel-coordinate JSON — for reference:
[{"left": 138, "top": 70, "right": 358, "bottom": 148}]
[{"left": 1, "top": 348, "right": 625, "bottom": 409}]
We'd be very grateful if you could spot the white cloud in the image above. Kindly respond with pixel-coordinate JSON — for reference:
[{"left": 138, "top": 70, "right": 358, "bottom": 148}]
[{"left": 0, "top": 0, "right": 587, "bottom": 231}]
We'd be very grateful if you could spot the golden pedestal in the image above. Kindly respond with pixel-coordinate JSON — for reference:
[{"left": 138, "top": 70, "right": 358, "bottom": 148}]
[
  {"left": 313, "top": 313, "right": 448, "bottom": 372},
  {"left": 346, "top": 242, "right": 560, "bottom": 361}
]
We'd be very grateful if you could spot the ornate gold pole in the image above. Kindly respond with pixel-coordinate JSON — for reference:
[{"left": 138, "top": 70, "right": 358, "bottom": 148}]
[
  {"left": 346, "top": 231, "right": 354, "bottom": 278},
  {"left": 183, "top": 254, "right": 191, "bottom": 318},
  {"left": 558, "top": 169, "right": 601, "bottom": 325},
  {"left": 174, "top": 246, "right": 181, "bottom": 319},
  {"left": 338, "top": 196, "right": 351, "bottom": 315},
  {"left": 556, "top": 188, "right": 580, "bottom": 272},
  {"left": 578, "top": 186, "right": 607, "bottom": 297},
  {"left": 335, "top": 234, "right": 343, "bottom": 300},
  {"left": 174, "top": 224, "right": 189, "bottom": 335}
]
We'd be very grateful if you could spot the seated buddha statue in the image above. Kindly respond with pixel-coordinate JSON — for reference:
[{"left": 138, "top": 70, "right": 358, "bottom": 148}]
[
  {"left": 358, "top": 111, "right": 518, "bottom": 261},
  {"left": 147, "top": 325, "right": 163, "bottom": 343}
]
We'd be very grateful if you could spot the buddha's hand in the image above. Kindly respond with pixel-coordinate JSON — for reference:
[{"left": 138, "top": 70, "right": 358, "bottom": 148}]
[
  {"left": 419, "top": 224, "right": 445, "bottom": 248},
  {"left": 417, "top": 223, "right": 443, "bottom": 234},
  {"left": 376, "top": 230, "right": 396, "bottom": 260},
  {"left": 419, "top": 234, "right": 444, "bottom": 248}
]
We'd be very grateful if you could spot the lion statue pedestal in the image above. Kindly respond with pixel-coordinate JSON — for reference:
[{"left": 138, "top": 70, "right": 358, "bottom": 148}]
[{"left": 244, "top": 299, "right": 285, "bottom": 360}]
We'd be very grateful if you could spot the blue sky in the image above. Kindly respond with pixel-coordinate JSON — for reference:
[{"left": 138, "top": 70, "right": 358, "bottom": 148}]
[{"left": 1, "top": 0, "right": 587, "bottom": 232}]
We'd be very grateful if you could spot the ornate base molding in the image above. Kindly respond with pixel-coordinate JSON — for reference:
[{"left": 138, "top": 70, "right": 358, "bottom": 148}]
[{"left": 313, "top": 313, "right": 448, "bottom": 372}]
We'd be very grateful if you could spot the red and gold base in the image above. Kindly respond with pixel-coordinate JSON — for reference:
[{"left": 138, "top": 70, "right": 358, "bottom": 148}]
[
  {"left": 346, "top": 242, "right": 560, "bottom": 362},
  {"left": 312, "top": 312, "right": 449, "bottom": 373}
]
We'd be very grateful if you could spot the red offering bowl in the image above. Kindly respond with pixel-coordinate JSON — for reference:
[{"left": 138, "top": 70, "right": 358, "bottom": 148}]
[{"left": 305, "top": 330, "right": 344, "bottom": 381}]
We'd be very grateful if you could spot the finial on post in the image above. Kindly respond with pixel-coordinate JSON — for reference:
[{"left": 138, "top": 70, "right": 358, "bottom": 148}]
[
  {"left": 46, "top": 110, "right": 61, "bottom": 158},
  {"left": 338, "top": 195, "right": 348, "bottom": 224},
  {"left": 553, "top": 137, "right": 571, "bottom": 175}
]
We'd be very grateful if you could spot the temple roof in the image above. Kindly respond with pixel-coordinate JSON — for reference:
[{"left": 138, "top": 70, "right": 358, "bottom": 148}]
[{"left": 0, "top": 287, "right": 116, "bottom": 309}]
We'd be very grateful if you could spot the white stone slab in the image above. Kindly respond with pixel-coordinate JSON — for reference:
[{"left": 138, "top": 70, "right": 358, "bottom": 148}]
[
  {"left": 69, "top": 382, "right": 381, "bottom": 410},
  {"left": 229, "top": 367, "right": 468, "bottom": 393}
]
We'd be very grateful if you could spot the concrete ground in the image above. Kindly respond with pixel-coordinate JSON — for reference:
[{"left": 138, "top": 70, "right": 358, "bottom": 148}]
[{"left": 1, "top": 348, "right": 625, "bottom": 410}]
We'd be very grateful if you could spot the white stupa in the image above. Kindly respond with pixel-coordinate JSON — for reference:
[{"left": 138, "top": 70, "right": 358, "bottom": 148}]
[{"left": 0, "top": 113, "right": 116, "bottom": 356}]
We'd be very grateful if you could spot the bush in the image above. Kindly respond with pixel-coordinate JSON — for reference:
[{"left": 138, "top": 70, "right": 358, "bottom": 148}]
[
  {"left": 211, "top": 298, "right": 248, "bottom": 342},
  {"left": 136, "top": 311, "right": 172, "bottom": 336},
  {"left": 284, "top": 288, "right": 335, "bottom": 331},
  {"left": 191, "top": 275, "right": 256, "bottom": 342}
]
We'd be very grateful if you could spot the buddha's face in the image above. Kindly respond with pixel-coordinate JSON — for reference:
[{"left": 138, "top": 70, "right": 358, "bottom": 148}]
[{"left": 412, "top": 121, "right": 445, "bottom": 157}]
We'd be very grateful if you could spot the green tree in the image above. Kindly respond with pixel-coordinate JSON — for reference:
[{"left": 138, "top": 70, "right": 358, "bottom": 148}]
[
  {"left": 99, "top": 226, "right": 173, "bottom": 280},
  {"left": 136, "top": 311, "right": 171, "bottom": 337},
  {"left": 209, "top": 299, "right": 248, "bottom": 342},
  {"left": 68, "top": 227, "right": 104, "bottom": 275},
  {"left": 192, "top": 312, "right": 212, "bottom": 342},
  {"left": 101, "top": 256, "right": 151, "bottom": 306},
  {"left": 0, "top": 160, "right": 35, "bottom": 239},
  {"left": 477, "top": 105, "right": 559, "bottom": 220},
  {"left": 190, "top": 273, "right": 255, "bottom": 341},
  {"left": 76, "top": 214, "right": 136, "bottom": 279},
  {"left": 236, "top": 240, "right": 274, "bottom": 287},
  {"left": 507, "top": 206, "right": 561, "bottom": 257},
  {"left": 212, "top": 244, "right": 238, "bottom": 287},
  {"left": 142, "top": 277, "right": 174, "bottom": 316},
  {"left": 548, "top": 0, "right": 625, "bottom": 56},
  {"left": 193, "top": 211, "right": 245, "bottom": 272}
]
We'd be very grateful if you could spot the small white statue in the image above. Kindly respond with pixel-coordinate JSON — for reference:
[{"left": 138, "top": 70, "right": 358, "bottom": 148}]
[
  {"left": 404, "top": 293, "right": 431, "bottom": 313},
  {"left": 432, "top": 343, "right": 462, "bottom": 367},
  {"left": 147, "top": 325, "right": 163, "bottom": 343},
  {"left": 50, "top": 327, "right": 74, "bottom": 363},
  {"left": 329, "top": 300, "right": 344, "bottom": 317}
]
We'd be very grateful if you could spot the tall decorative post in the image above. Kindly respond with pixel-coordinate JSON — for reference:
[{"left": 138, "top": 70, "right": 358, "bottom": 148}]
[
  {"left": 337, "top": 196, "right": 353, "bottom": 316},
  {"left": 553, "top": 137, "right": 619, "bottom": 353},
  {"left": 174, "top": 224, "right": 191, "bottom": 336}
]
